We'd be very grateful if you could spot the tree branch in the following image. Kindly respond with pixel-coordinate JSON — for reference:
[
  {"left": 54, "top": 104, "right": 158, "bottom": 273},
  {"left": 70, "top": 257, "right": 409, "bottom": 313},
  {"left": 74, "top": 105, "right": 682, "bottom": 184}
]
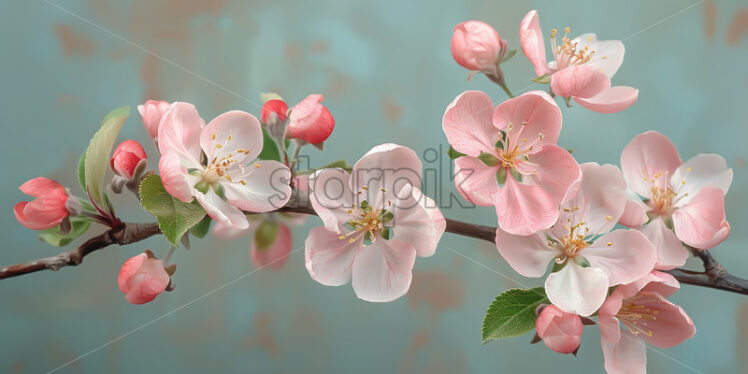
[{"left": 2, "top": 203, "right": 747, "bottom": 296}]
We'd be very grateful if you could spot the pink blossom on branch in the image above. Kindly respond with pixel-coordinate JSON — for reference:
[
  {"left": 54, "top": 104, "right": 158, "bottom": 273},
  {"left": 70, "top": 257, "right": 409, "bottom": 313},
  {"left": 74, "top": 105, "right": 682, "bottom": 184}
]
[
  {"left": 14, "top": 177, "right": 72, "bottom": 230},
  {"left": 619, "top": 131, "right": 732, "bottom": 269},
  {"left": 305, "top": 143, "right": 445, "bottom": 302},
  {"left": 451, "top": 21, "right": 508, "bottom": 79},
  {"left": 286, "top": 94, "right": 335, "bottom": 145},
  {"left": 496, "top": 163, "right": 657, "bottom": 316},
  {"left": 443, "top": 90, "right": 581, "bottom": 235},
  {"left": 519, "top": 10, "right": 638, "bottom": 113},
  {"left": 110, "top": 140, "right": 147, "bottom": 180},
  {"left": 535, "top": 304, "right": 583, "bottom": 354},
  {"left": 137, "top": 100, "right": 171, "bottom": 141},
  {"left": 118, "top": 249, "right": 175, "bottom": 305}
]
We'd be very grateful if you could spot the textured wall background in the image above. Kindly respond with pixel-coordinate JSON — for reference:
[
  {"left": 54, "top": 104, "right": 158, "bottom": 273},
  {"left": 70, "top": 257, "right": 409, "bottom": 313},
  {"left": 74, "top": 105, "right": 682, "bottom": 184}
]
[{"left": 1, "top": 0, "right": 747, "bottom": 373}]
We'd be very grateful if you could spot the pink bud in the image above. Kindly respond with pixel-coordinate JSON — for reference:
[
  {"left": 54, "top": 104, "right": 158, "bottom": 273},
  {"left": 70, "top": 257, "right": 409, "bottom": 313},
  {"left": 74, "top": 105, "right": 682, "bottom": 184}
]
[
  {"left": 286, "top": 94, "right": 335, "bottom": 144},
  {"left": 261, "top": 99, "right": 289, "bottom": 124},
  {"left": 14, "top": 177, "right": 70, "bottom": 230},
  {"left": 118, "top": 250, "right": 172, "bottom": 305},
  {"left": 536, "top": 305, "right": 583, "bottom": 354},
  {"left": 251, "top": 224, "right": 292, "bottom": 269},
  {"left": 110, "top": 140, "right": 147, "bottom": 179},
  {"left": 137, "top": 100, "right": 171, "bottom": 140},
  {"left": 451, "top": 21, "right": 503, "bottom": 74}
]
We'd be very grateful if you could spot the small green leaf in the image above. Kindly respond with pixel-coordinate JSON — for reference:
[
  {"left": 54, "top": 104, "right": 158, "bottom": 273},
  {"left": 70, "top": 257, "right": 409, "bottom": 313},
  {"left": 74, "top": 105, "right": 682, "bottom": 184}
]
[
  {"left": 482, "top": 287, "right": 549, "bottom": 343},
  {"left": 257, "top": 128, "right": 281, "bottom": 162},
  {"left": 38, "top": 218, "right": 91, "bottom": 247},
  {"left": 190, "top": 216, "right": 212, "bottom": 238},
  {"left": 447, "top": 146, "right": 467, "bottom": 160},
  {"left": 531, "top": 74, "right": 551, "bottom": 84},
  {"left": 85, "top": 106, "right": 130, "bottom": 208},
  {"left": 496, "top": 168, "right": 507, "bottom": 185},
  {"left": 500, "top": 49, "right": 517, "bottom": 64},
  {"left": 478, "top": 152, "right": 500, "bottom": 166},
  {"left": 139, "top": 175, "right": 207, "bottom": 247},
  {"left": 254, "top": 221, "right": 278, "bottom": 251},
  {"left": 77, "top": 151, "right": 87, "bottom": 193},
  {"left": 510, "top": 168, "right": 523, "bottom": 182}
]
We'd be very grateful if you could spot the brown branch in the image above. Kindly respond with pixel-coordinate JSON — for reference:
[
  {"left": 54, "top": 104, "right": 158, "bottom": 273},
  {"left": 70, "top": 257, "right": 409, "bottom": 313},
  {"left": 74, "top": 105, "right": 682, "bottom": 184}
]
[{"left": 2, "top": 203, "right": 747, "bottom": 296}]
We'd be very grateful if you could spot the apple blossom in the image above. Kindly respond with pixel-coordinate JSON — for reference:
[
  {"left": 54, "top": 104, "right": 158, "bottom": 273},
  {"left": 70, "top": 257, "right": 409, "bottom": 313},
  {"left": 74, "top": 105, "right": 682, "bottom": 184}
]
[
  {"left": 496, "top": 163, "right": 657, "bottom": 316},
  {"left": 286, "top": 94, "right": 335, "bottom": 145},
  {"left": 520, "top": 10, "right": 638, "bottom": 113},
  {"left": 14, "top": 177, "right": 74, "bottom": 230},
  {"left": 598, "top": 271, "right": 695, "bottom": 374},
  {"left": 118, "top": 249, "right": 175, "bottom": 305},
  {"left": 251, "top": 223, "right": 292, "bottom": 269},
  {"left": 137, "top": 100, "right": 171, "bottom": 141},
  {"left": 619, "top": 131, "right": 732, "bottom": 269},
  {"left": 535, "top": 304, "right": 583, "bottom": 354},
  {"left": 443, "top": 90, "right": 581, "bottom": 235},
  {"left": 305, "top": 143, "right": 445, "bottom": 302},
  {"left": 158, "top": 102, "right": 292, "bottom": 230},
  {"left": 451, "top": 21, "right": 508, "bottom": 79},
  {"left": 110, "top": 140, "right": 147, "bottom": 180}
]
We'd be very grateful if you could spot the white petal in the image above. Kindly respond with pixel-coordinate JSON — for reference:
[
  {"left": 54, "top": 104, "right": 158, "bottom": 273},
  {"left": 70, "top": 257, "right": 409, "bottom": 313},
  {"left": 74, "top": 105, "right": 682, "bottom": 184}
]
[
  {"left": 495, "top": 229, "right": 559, "bottom": 277},
  {"left": 637, "top": 217, "right": 689, "bottom": 270},
  {"left": 351, "top": 239, "right": 416, "bottom": 302},
  {"left": 309, "top": 168, "right": 355, "bottom": 234},
  {"left": 671, "top": 154, "right": 732, "bottom": 206},
  {"left": 223, "top": 160, "right": 292, "bottom": 212},
  {"left": 195, "top": 190, "right": 248, "bottom": 230},
  {"left": 583, "top": 229, "right": 656, "bottom": 286},
  {"left": 559, "top": 163, "right": 627, "bottom": 235},
  {"left": 391, "top": 185, "right": 445, "bottom": 258},
  {"left": 572, "top": 33, "right": 625, "bottom": 78},
  {"left": 305, "top": 226, "right": 357, "bottom": 286},
  {"left": 200, "top": 110, "right": 263, "bottom": 164},
  {"left": 545, "top": 262, "right": 609, "bottom": 316},
  {"left": 350, "top": 143, "right": 422, "bottom": 205}
]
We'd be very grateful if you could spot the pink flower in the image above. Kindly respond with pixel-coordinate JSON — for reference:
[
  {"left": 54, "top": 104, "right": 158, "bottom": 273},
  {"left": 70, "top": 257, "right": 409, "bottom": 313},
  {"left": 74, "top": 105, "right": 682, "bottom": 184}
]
[
  {"left": 14, "top": 177, "right": 71, "bottom": 230},
  {"left": 520, "top": 10, "right": 638, "bottom": 113},
  {"left": 496, "top": 163, "right": 657, "bottom": 316},
  {"left": 286, "top": 94, "right": 335, "bottom": 145},
  {"left": 261, "top": 99, "right": 288, "bottom": 124},
  {"left": 158, "top": 102, "right": 292, "bottom": 230},
  {"left": 118, "top": 250, "right": 174, "bottom": 305},
  {"left": 598, "top": 271, "right": 695, "bottom": 374},
  {"left": 619, "top": 131, "right": 732, "bottom": 269},
  {"left": 536, "top": 304, "right": 583, "bottom": 354},
  {"left": 451, "top": 21, "right": 507, "bottom": 77},
  {"left": 305, "top": 143, "right": 445, "bottom": 302},
  {"left": 137, "top": 100, "right": 171, "bottom": 141},
  {"left": 443, "top": 90, "right": 581, "bottom": 235},
  {"left": 251, "top": 223, "right": 292, "bottom": 269},
  {"left": 110, "top": 140, "right": 147, "bottom": 179}
]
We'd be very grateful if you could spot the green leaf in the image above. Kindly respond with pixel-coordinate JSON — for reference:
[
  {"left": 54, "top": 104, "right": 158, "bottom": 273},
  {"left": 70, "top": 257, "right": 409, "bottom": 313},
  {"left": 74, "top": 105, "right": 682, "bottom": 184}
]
[
  {"left": 500, "top": 49, "right": 517, "bottom": 64},
  {"left": 478, "top": 152, "right": 500, "bottom": 166},
  {"left": 38, "top": 218, "right": 91, "bottom": 247},
  {"left": 190, "top": 216, "right": 212, "bottom": 238},
  {"left": 496, "top": 168, "right": 507, "bottom": 185},
  {"left": 257, "top": 128, "right": 281, "bottom": 162},
  {"left": 84, "top": 106, "right": 130, "bottom": 208},
  {"left": 482, "top": 287, "right": 548, "bottom": 343},
  {"left": 531, "top": 74, "right": 551, "bottom": 84},
  {"left": 139, "top": 175, "right": 207, "bottom": 247},
  {"left": 254, "top": 221, "right": 278, "bottom": 251},
  {"left": 447, "top": 146, "right": 467, "bottom": 160},
  {"left": 77, "top": 151, "right": 87, "bottom": 193}
]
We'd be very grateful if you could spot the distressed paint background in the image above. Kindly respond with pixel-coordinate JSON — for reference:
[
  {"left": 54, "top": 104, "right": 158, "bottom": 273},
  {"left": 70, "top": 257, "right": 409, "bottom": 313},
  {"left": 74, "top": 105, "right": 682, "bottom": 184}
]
[{"left": 1, "top": 0, "right": 748, "bottom": 373}]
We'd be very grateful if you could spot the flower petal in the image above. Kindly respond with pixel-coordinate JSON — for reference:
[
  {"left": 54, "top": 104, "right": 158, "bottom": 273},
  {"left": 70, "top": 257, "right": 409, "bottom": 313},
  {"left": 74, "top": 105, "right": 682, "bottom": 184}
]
[
  {"left": 550, "top": 65, "right": 611, "bottom": 99},
  {"left": 350, "top": 143, "right": 423, "bottom": 205},
  {"left": 571, "top": 33, "right": 625, "bottom": 78},
  {"left": 19, "top": 177, "right": 64, "bottom": 198},
  {"left": 223, "top": 160, "right": 292, "bottom": 212},
  {"left": 118, "top": 253, "right": 147, "bottom": 293},
  {"left": 453, "top": 156, "right": 500, "bottom": 206},
  {"left": 309, "top": 168, "right": 354, "bottom": 234},
  {"left": 522, "top": 144, "right": 582, "bottom": 207},
  {"left": 195, "top": 190, "right": 249, "bottom": 230},
  {"left": 351, "top": 239, "right": 416, "bottom": 302},
  {"left": 546, "top": 262, "right": 609, "bottom": 316},
  {"left": 672, "top": 187, "right": 730, "bottom": 249},
  {"left": 158, "top": 151, "right": 199, "bottom": 203},
  {"left": 495, "top": 177, "right": 558, "bottom": 236},
  {"left": 495, "top": 229, "right": 558, "bottom": 277},
  {"left": 629, "top": 270, "right": 681, "bottom": 298},
  {"left": 620, "top": 131, "right": 682, "bottom": 197},
  {"left": 619, "top": 190, "right": 649, "bottom": 227},
  {"left": 573, "top": 86, "right": 638, "bottom": 114},
  {"left": 637, "top": 217, "right": 688, "bottom": 270},
  {"left": 443, "top": 91, "right": 499, "bottom": 156},
  {"left": 392, "top": 185, "right": 445, "bottom": 258},
  {"left": 157, "top": 102, "right": 204, "bottom": 168},
  {"left": 671, "top": 153, "right": 732, "bottom": 206},
  {"left": 493, "top": 90, "right": 562, "bottom": 147},
  {"left": 636, "top": 292, "right": 696, "bottom": 348},
  {"left": 583, "top": 229, "right": 657, "bottom": 286},
  {"left": 200, "top": 110, "right": 263, "bottom": 163},
  {"left": 520, "top": 10, "right": 551, "bottom": 77},
  {"left": 304, "top": 226, "right": 357, "bottom": 286},
  {"left": 559, "top": 163, "right": 626, "bottom": 235},
  {"left": 601, "top": 330, "right": 647, "bottom": 374},
  {"left": 251, "top": 224, "right": 292, "bottom": 269}
]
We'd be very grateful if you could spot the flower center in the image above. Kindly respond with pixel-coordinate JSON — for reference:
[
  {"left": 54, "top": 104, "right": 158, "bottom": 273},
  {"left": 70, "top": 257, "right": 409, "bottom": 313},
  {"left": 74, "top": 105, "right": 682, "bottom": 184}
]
[
  {"left": 550, "top": 27, "right": 596, "bottom": 70},
  {"left": 641, "top": 168, "right": 690, "bottom": 216},
  {"left": 558, "top": 220, "right": 589, "bottom": 259},
  {"left": 338, "top": 187, "right": 393, "bottom": 246},
  {"left": 616, "top": 292, "right": 660, "bottom": 338},
  {"left": 494, "top": 122, "right": 544, "bottom": 172}
]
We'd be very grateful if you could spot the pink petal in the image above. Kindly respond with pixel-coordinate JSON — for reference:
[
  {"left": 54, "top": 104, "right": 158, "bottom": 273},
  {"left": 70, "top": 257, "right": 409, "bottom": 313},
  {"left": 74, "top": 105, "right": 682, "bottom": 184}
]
[
  {"left": 223, "top": 160, "right": 292, "bottom": 212},
  {"left": 493, "top": 90, "right": 562, "bottom": 147},
  {"left": 309, "top": 168, "right": 355, "bottom": 234},
  {"left": 19, "top": 177, "right": 64, "bottom": 198},
  {"left": 536, "top": 304, "right": 583, "bottom": 354},
  {"left": 583, "top": 229, "right": 657, "bottom": 286},
  {"left": 138, "top": 100, "right": 171, "bottom": 140},
  {"left": 453, "top": 156, "right": 500, "bottom": 206},
  {"left": 442, "top": 91, "right": 499, "bottom": 157},
  {"left": 157, "top": 102, "right": 204, "bottom": 168},
  {"left": 495, "top": 229, "right": 559, "bottom": 277},
  {"left": 545, "top": 262, "right": 609, "bottom": 316},
  {"left": 619, "top": 192, "right": 648, "bottom": 227},
  {"left": 558, "top": 163, "right": 626, "bottom": 235},
  {"left": 637, "top": 217, "right": 689, "bottom": 270},
  {"left": 392, "top": 185, "right": 445, "bottom": 258},
  {"left": 351, "top": 238, "right": 417, "bottom": 302},
  {"left": 522, "top": 144, "right": 582, "bottom": 207},
  {"left": 251, "top": 224, "right": 292, "bottom": 269},
  {"left": 195, "top": 190, "right": 249, "bottom": 230},
  {"left": 158, "top": 151, "right": 197, "bottom": 203},
  {"left": 637, "top": 292, "right": 696, "bottom": 348},
  {"left": 671, "top": 154, "right": 732, "bottom": 206},
  {"left": 630, "top": 270, "right": 681, "bottom": 298},
  {"left": 571, "top": 33, "right": 625, "bottom": 78},
  {"left": 212, "top": 221, "right": 252, "bottom": 240},
  {"left": 550, "top": 65, "right": 611, "bottom": 99},
  {"left": 672, "top": 187, "right": 730, "bottom": 249},
  {"left": 118, "top": 253, "right": 147, "bottom": 293},
  {"left": 200, "top": 110, "right": 263, "bottom": 163},
  {"left": 495, "top": 177, "right": 558, "bottom": 236},
  {"left": 451, "top": 21, "right": 502, "bottom": 73},
  {"left": 601, "top": 330, "right": 647, "bottom": 374},
  {"left": 519, "top": 10, "right": 551, "bottom": 77},
  {"left": 350, "top": 143, "right": 423, "bottom": 204},
  {"left": 573, "top": 86, "right": 638, "bottom": 113},
  {"left": 620, "top": 131, "right": 683, "bottom": 198},
  {"left": 304, "top": 227, "right": 357, "bottom": 286}
]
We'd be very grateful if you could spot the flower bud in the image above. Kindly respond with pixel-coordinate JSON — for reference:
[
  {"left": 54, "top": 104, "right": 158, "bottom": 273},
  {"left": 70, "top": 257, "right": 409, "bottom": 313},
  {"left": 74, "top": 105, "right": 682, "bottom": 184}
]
[
  {"left": 536, "top": 304, "right": 583, "bottom": 354},
  {"left": 251, "top": 223, "right": 292, "bottom": 269},
  {"left": 14, "top": 177, "right": 70, "bottom": 230},
  {"left": 286, "top": 94, "right": 335, "bottom": 145},
  {"left": 261, "top": 99, "right": 289, "bottom": 124},
  {"left": 110, "top": 140, "right": 147, "bottom": 180},
  {"left": 118, "top": 249, "right": 174, "bottom": 305},
  {"left": 451, "top": 21, "right": 505, "bottom": 75},
  {"left": 137, "top": 100, "right": 171, "bottom": 140}
]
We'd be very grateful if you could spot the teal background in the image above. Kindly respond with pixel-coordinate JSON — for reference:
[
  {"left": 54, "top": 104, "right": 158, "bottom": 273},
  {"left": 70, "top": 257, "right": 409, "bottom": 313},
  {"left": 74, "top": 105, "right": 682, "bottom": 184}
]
[{"left": 1, "top": 0, "right": 747, "bottom": 373}]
